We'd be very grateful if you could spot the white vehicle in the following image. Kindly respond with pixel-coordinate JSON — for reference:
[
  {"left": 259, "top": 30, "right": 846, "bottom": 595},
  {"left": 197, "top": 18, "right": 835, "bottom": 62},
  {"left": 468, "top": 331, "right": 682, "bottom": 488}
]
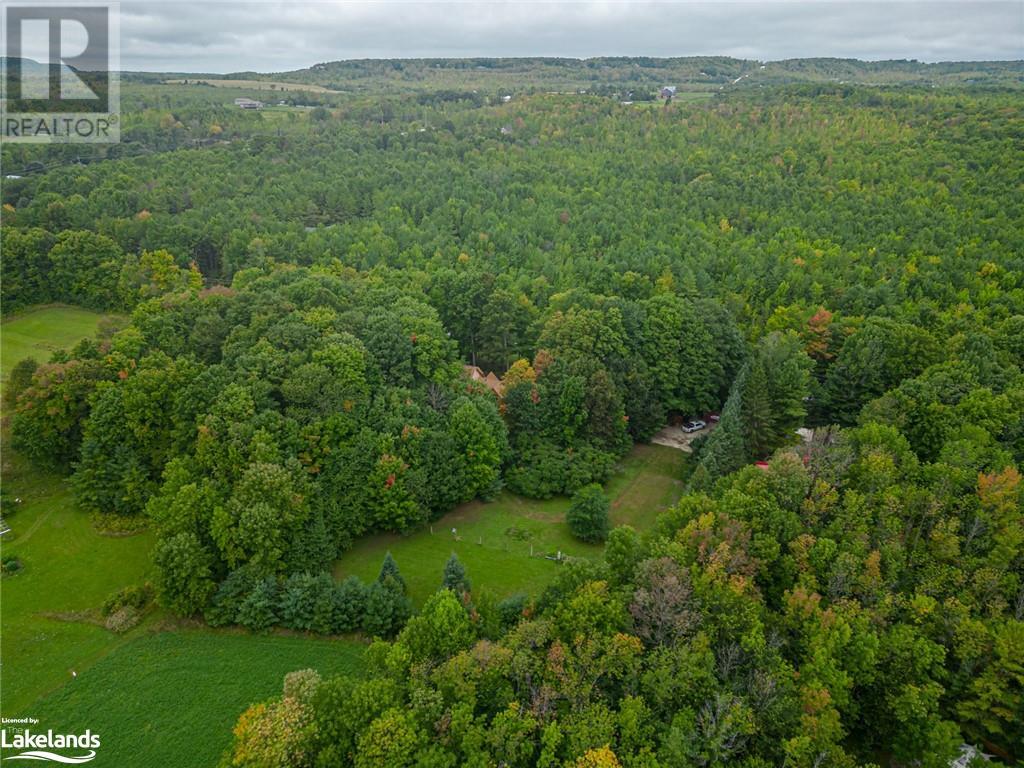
[{"left": 682, "top": 420, "right": 706, "bottom": 433}]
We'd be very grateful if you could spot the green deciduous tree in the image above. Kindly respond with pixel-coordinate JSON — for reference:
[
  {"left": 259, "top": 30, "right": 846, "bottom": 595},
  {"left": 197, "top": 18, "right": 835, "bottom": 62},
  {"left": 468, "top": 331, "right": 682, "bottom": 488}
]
[
  {"left": 153, "top": 531, "right": 216, "bottom": 616},
  {"left": 567, "top": 484, "right": 611, "bottom": 543}
]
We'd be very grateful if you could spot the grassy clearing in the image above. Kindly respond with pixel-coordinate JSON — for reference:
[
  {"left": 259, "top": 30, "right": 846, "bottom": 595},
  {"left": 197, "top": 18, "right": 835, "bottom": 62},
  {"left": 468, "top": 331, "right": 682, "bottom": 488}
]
[
  {"left": 258, "top": 106, "right": 314, "bottom": 124},
  {"left": 1, "top": 305, "right": 108, "bottom": 401},
  {"left": 29, "top": 630, "right": 365, "bottom": 768},
  {"left": 335, "top": 444, "right": 688, "bottom": 606},
  {"left": 0, "top": 450, "right": 156, "bottom": 714},
  {"left": 2, "top": 305, "right": 152, "bottom": 714}
]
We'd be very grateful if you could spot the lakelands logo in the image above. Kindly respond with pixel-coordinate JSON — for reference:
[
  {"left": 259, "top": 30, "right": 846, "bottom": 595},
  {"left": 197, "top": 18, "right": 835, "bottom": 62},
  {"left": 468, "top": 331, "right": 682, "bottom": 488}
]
[
  {"left": 1, "top": 3, "right": 120, "bottom": 142},
  {"left": 0, "top": 723, "right": 100, "bottom": 763}
]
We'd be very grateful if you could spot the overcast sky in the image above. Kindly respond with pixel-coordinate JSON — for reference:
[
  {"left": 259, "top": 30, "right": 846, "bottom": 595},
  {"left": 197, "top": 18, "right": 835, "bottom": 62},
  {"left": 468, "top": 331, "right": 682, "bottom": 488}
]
[{"left": 117, "top": 1, "right": 1022, "bottom": 73}]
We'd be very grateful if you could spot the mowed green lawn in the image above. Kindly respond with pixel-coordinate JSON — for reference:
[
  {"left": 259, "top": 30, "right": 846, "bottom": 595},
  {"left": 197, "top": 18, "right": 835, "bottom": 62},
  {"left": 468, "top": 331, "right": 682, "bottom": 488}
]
[
  {"left": 2, "top": 306, "right": 154, "bottom": 714},
  {"left": 0, "top": 459, "right": 155, "bottom": 714},
  {"left": 29, "top": 631, "right": 366, "bottom": 768},
  {"left": 335, "top": 444, "right": 688, "bottom": 606},
  {"left": 1, "top": 305, "right": 110, "bottom": 402}
]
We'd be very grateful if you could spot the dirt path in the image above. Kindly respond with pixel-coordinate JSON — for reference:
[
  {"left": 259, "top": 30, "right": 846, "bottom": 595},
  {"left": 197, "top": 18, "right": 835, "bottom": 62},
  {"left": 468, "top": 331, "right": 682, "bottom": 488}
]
[{"left": 650, "top": 423, "right": 712, "bottom": 452}]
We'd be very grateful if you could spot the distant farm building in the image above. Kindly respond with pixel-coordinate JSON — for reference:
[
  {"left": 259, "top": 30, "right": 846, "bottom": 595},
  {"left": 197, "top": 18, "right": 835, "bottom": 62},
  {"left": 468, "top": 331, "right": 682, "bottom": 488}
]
[
  {"left": 659, "top": 86, "right": 677, "bottom": 99},
  {"left": 234, "top": 98, "right": 264, "bottom": 110},
  {"left": 464, "top": 365, "right": 504, "bottom": 396}
]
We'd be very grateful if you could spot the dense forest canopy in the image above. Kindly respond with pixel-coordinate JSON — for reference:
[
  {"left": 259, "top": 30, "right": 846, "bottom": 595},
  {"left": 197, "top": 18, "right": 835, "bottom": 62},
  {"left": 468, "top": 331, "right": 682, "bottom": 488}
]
[{"left": 1, "top": 59, "right": 1022, "bottom": 766}]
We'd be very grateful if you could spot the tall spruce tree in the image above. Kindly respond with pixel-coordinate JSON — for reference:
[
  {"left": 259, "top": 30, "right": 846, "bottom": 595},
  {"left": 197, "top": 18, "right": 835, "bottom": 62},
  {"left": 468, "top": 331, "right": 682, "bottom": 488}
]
[
  {"left": 441, "top": 552, "right": 470, "bottom": 594},
  {"left": 741, "top": 356, "right": 774, "bottom": 459},
  {"left": 378, "top": 552, "right": 406, "bottom": 592}
]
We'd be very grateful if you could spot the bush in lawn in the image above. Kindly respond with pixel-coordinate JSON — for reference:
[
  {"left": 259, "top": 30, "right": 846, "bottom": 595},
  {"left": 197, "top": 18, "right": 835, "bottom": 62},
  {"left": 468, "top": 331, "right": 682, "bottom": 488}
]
[
  {"left": 441, "top": 552, "right": 470, "bottom": 594},
  {"left": 101, "top": 584, "right": 153, "bottom": 617},
  {"left": 205, "top": 565, "right": 260, "bottom": 627},
  {"left": 279, "top": 573, "right": 319, "bottom": 631},
  {"left": 567, "top": 483, "right": 610, "bottom": 543},
  {"left": 333, "top": 575, "right": 368, "bottom": 633},
  {"left": 104, "top": 605, "right": 141, "bottom": 633},
  {"left": 238, "top": 577, "right": 281, "bottom": 633},
  {"left": 1, "top": 556, "right": 23, "bottom": 576}
]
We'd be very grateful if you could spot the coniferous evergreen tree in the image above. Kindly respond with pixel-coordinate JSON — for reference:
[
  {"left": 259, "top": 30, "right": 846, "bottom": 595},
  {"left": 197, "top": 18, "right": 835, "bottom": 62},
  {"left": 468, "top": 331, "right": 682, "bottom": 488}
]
[
  {"left": 741, "top": 356, "right": 774, "bottom": 459},
  {"left": 441, "top": 552, "right": 470, "bottom": 594},
  {"left": 378, "top": 552, "right": 406, "bottom": 592}
]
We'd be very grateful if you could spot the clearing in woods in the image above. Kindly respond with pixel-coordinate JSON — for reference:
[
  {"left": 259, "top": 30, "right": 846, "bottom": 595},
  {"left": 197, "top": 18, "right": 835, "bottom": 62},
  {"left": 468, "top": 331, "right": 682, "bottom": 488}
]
[
  {"left": 1, "top": 305, "right": 110, "bottom": 401},
  {"left": 334, "top": 444, "right": 688, "bottom": 606}
]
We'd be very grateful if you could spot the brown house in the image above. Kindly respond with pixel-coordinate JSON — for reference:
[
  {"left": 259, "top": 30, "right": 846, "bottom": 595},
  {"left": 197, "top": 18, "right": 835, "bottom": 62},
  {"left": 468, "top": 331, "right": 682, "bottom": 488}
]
[{"left": 464, "top": 365, "right": 504, "bottom": 396}]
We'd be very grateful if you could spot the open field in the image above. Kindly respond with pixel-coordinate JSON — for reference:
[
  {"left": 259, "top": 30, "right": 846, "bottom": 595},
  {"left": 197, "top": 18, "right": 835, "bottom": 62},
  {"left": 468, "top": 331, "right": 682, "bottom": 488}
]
[
  {"left": 1, "top": 305, "right": 109, "bottom": 402},
  {"left": 0, "top": 455, "right": 155, "bottom": 715},
  {"left": 28, "top": 631, "right": 365, "bottom": 768},
  {"left": 164, "top": 78, "right": 341, "bottom": 93},
  {"left": 258, "top": 105, "right": 317, "bottom": 123},
  {"left": 2, "top": 305, "right": 152, "bottom": 714},
  {"left": 335, "top": 444, "right": 688, "bottom": 606}
]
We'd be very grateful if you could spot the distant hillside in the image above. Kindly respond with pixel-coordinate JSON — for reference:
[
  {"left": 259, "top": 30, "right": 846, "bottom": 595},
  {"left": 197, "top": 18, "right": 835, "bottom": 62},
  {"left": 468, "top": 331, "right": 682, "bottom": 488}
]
[
  {"left": 0, "top": 56, "right": 48, "bottom": 72},
  {"left": 218, "top": 56, "right": 1024, "bottom": 94}
]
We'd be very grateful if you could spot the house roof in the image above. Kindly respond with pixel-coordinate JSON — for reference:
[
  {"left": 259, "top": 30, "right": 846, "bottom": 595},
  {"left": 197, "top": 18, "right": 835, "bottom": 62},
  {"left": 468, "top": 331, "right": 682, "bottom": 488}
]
[
  {"left": 485, "top": 372, "right": 504, "bottom": 394},
  {"left": 463, "top": 365, "right": 503, "bottom": 396}
]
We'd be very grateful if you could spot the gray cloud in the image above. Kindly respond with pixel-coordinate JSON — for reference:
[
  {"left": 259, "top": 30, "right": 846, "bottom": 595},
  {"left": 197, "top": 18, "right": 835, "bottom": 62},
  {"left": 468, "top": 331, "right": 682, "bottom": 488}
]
[{"left": 117, "top": 1, "right": 1023, "bottom": 73}]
